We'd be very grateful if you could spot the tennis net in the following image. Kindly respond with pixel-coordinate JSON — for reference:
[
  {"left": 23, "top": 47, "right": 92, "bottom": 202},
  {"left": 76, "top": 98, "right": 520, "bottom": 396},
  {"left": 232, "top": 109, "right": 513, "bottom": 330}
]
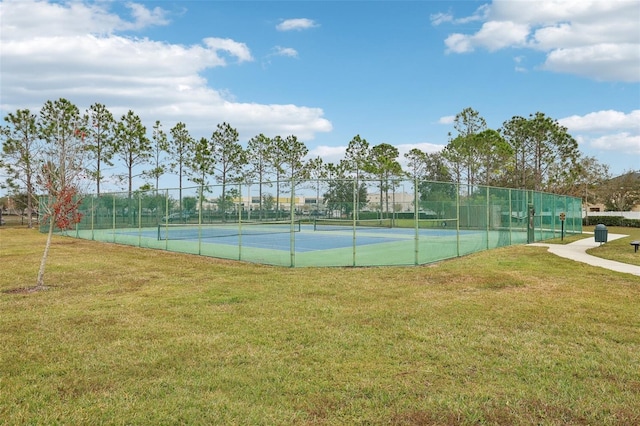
[
  {"left": 416, "top": 218, "right": 458, "bottom": 229},
  {"left": 158, "top": 220, "right": 301, "bottom": 240},
  {"left": 313, "top": 218, "right": 393, "bottom": 231}
]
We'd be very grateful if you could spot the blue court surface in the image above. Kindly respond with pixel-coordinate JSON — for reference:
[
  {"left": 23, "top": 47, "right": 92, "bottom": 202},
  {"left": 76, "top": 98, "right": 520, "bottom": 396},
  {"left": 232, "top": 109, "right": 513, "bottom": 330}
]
[{"left": 125, "top": 224, "right": 477, "bottom": 253}]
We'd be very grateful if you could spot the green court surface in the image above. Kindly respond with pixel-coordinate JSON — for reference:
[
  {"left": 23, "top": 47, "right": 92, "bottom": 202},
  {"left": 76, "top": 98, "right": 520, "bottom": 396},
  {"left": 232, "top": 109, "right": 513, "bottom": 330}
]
[{"left": 49, "top": 179, "right": 582, "bottom": 267}]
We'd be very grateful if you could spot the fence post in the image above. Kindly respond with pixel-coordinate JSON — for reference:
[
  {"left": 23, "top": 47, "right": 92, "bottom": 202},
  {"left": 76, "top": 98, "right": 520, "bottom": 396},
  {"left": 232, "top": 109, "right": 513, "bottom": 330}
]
[
  {"left": 91, "top": 196, "right": 95, "bottom": 241},
  {"left": 290, "top": 178, "right": 296, "bottom": 267},
  {"left": 138, "top": 191, "right": 142, "bottom": 247},
  {"left": 414, "top": 178, "right": 419, "bottom": 266},
  {"left": 352, "top": 178, "right": 357, "bottom": 267},
  {"left": 164, "top": 189, "right": 169, "bottom": 250},
  {"left": 197, "top": 185, "right": 203, "bottom": 255},
  {"left": 112, "top": 195, "right": 116, "bottom": 243},
  {"left": 508, "top": 189, "right": 512, "bottom": 245},
  {"left": 456, "top": 183, "right": 460, "bottom": 257},
  {"left": 486, "top": 185, "right": 490, "bottom": 250}
]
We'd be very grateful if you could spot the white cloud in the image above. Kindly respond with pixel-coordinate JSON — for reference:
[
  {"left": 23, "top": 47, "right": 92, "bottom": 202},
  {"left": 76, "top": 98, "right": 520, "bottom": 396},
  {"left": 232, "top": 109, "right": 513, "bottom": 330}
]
[
  {"left": 430, "top": 12, "right": 454, "bottom": 26},
  {"left": 444, "top": 33, "right": 475, "bottom": 54},
  {"left": 396, "top": 143, "right": 445, "bottom": 157},
  {"left": 560, "top": 110, "right": 640, "bottom": 158},
  {"left": 309, "top": 145, "right": 349, "bottom": 165},
  {"left": 272, "top": 46, "right": 299, "bottom": 58},
  {"left": 590, "top": 132, "right": 640, "bottom": 155},
  {"left": 435, "top": 0, "right": 640, "bottom": 81},
  {"left": 514, "top": 56, "right": 527, "bottom": 73},
  {"left": 543, "top": 43, "right": 639, "bottom": 82},
  {"left": 218, "top": 103, "right": 332, "bottom": 141},
  {"left": 124, "top": 3, "right": 170, "bottom": 30},
  {"left": 308, "top": 143, "right": 446, "bottom": 170},
  {"left": 559, "top": 110, "right": 640, "bottom": 132},
  {"left": 394, "top": 143, "right": 447, "bottom": 171},
  {"left": 457, "top": 4, "right": 491, "bottom": 24},
  {"left": 0, "top": 0, "right": 168, "bottom": 38},
  {"left": 276, "top": 18, "right": 318, "bottom": 32},
  {"left": 445, "top": 20, "right": 530, "bottom": 53},
  {"left": 473, "top": 21, "right": 530, "bottom": 51},
  {"left": 438, "top": 115, "right": 456, "bottom": 125},
  {"left": 0, "top": 0, "right": 331, "bottom": 143},
  {"left": 431, "top": 4, "right": 489, "bottom": 26},
  {"left": 203, "top": 38, "right": 253, "bottom": 63}
]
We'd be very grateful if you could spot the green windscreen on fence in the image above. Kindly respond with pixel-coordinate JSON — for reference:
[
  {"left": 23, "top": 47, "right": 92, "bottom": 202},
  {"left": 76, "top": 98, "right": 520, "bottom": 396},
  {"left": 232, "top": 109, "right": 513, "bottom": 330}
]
[{"left": 41, "top": 179, "right": 583, "bottom": 267}]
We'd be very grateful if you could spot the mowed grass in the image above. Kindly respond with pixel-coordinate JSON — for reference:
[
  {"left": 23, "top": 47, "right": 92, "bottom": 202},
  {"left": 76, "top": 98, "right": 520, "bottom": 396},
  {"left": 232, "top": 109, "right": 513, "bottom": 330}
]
[
  {"left": 545, "top": 225, "right": 640, "bottom": 267},
  {"left": 585, "top": 226, "right": 640, "bottom": 267},
  {"left": 1, "top": 226, "right": 639, "bottom": 425}
]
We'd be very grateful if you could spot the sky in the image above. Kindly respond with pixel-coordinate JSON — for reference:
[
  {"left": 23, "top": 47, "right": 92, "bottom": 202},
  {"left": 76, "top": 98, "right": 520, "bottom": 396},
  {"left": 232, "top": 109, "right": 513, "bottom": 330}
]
[{"left": 1, "top": 0, "right": 639, "bottom": 194}]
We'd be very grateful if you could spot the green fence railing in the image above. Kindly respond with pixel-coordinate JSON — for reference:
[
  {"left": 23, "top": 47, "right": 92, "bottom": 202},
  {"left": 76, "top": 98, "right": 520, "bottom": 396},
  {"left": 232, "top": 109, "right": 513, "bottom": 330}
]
[{"left": 41, "top": 179, "right": 583, "bottom": 267}]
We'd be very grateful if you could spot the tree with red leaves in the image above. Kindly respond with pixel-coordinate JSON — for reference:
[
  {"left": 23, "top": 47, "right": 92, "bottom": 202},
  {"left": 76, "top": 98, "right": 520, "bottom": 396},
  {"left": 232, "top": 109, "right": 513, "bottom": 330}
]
[{"left": 35, "top": 98, "right": 88, "bottom": 290}]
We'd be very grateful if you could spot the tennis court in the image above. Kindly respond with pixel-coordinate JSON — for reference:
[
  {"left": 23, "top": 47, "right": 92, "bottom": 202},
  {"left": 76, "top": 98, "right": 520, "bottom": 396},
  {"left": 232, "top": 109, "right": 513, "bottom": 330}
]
[
  {"left": 74, "top": 220, "right": 517, "bottom": 267},
  {"left": 52, "top": 179, "right": 582, "bottom": 267}
]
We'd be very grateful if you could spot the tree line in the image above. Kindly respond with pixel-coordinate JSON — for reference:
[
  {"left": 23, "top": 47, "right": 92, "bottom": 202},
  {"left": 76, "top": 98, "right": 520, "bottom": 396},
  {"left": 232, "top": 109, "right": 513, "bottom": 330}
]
[
  {"left": 6, "top": 98, "right": 637, "bottom": 290},
  {"left": 2, "top": 99, "right": 634, "bottom": 226}
]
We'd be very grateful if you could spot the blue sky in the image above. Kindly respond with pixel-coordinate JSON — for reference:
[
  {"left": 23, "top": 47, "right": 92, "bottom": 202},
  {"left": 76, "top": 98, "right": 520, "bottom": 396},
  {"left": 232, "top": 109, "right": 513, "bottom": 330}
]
[{"left": 1, "top": 0, "right": 639, "bottom": 193}]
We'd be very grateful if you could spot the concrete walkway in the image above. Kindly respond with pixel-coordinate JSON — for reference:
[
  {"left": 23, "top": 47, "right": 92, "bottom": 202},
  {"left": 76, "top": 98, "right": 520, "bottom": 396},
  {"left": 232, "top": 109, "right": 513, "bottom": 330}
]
[{"left": 529, "top": 233, "right": 640, "bottom": 277}]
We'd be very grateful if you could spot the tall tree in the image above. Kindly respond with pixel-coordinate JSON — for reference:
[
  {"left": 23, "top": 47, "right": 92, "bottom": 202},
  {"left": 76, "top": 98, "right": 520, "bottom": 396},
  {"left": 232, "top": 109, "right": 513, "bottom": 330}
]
[
  {"left": 454, "top": 107, "right": 487, "bottom": 136},
  {"left": 85, "top": 103, "right": 116, "bottom": 197},
  {"left": 185, "top": 136, "right": 216, "bottom": 220},
  {"left": 323, "top": 161, "right": 348, "bottom": 216},
  {"left": 186, "top": 137, "right": 216, "bottom": 187},
  {"left": 365, "top": 143, "right": 402, "bottom": 216},
  {"left": 571, "top": 156, "right": 611, "bottom": 219},
  {"left": 36, "top": 98, "right": 88, "bottom": 289},
  {"left": 344, "top": 135, "right": 370, "bottom": 219},
  {"left": 474, "top": 129, "right": 512, "bottom": 186},
  {"left": 602, "top": 170, "right": 640, "bottom": 211},
  {"left": 147, "top": 120, "right": 169, "bottom": 191},
  {"left": 114, "top": 110, "right": 150, "bottom": 197},
  {"left": 414, "top": 151, "right": 455, "bottom": 217},
  {"left": 1, "top": 109, "right": 40, "bottom": 227},
  {"left": 441, "top": 135, "right": 464, "bottom": 185},
  {"left": 246, "top": 133, "right": 273, "bottom": 219},
  {"left": 424, "top": 152, "right": 452, "bottom": 182},
  {"left": 279, "top": 135, "right": 309, "bottom": 184},
  {"left": 404, "top": 148, "right": 436, "bottom": 214},
  {"left": 279, "top": 135, "right": 309, "bottom": 218},
  {"left": 545, "top": 153, "right": 607, "bottom": 197},
  {"left": 500, "top": 115, "right": 534, "bottom": 189},
  {"left": 306, "top": 156, "right": 325, "bottom": 215},
  {"left": 323, "top": 177, "right": 368, "bottom": 218},
  {"left": 268, "top": 135, "right": 287, "bottom": 217},
  {"left": 530, "top": 112, "right": 580, "bottom": 192},
  {"left": 325, "top": 161, "right": 348, "bottom": 181},
  {"left": 404, "top": 148, "right": 429, "bottom": 182},
  {"left": 442, "top": 107, "right": 487, "bottom": 187},
  {"left": 323, "top": 161, "right": 367, "bottom": 217},
  {"left": 344, "top": 135, "right": 370, "bottom": 180},
  {"left": 501, "top": 112, "right": 579, "bottom": 191},
  {"left": 210, "top": 122, "right": 246, "bottom": 218},
  {"left": 168, "top": 122, "right": 194, "bottom": 210}
]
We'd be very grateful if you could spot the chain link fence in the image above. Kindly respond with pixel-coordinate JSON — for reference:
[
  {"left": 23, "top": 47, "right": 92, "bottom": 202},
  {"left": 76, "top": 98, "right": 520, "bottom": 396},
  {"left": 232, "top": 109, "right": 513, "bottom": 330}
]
[{"left": 42, "top": 179, "right": 583, "bottom": 267}]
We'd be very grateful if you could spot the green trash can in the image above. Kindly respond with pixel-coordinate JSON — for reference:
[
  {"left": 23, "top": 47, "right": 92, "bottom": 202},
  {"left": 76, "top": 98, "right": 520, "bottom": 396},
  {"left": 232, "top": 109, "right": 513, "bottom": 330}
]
[{"left": 594, "top": 224, "right": 608, "bottom": 243}]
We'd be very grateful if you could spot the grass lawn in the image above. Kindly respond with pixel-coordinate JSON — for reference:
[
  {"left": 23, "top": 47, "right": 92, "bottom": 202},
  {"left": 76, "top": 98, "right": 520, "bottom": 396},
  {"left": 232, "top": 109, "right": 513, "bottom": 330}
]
[
  {"left": 585, "top": 226, "right": 640, "bottom": 267},
  {"left": 1, "top": 224, "right": 639, "bottom": 425},
  {"left": 544, "top": 225, "right": 640, "bottom": 267}
]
